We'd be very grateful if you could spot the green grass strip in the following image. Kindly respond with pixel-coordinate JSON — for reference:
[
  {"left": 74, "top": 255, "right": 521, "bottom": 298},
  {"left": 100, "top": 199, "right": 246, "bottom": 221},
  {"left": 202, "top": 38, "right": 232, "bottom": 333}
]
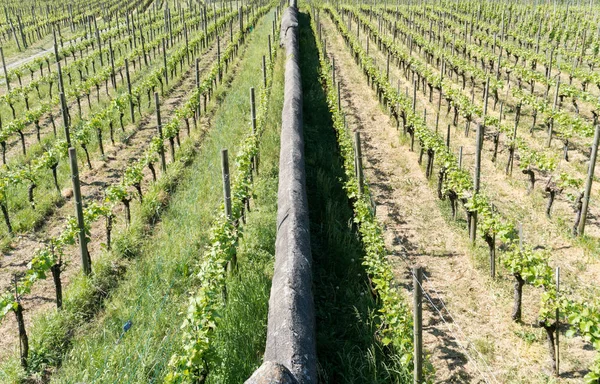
[
  {"left": 0, "top": 7, "right": 279, "bottom": 384},
  {"left": 308, "top": 7, "right": 422, "bottom": 383}
]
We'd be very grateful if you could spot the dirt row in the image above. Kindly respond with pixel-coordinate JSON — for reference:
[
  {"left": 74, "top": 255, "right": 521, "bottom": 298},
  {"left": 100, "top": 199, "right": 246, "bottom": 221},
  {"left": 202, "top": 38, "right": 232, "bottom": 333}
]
[
  {"left": 0, "top": 13, "right": 212, "bottom": 163},
  {"left": 319, "top": 11, "right": 595, "bottom": 383},
  {"left": 371, "top": 6, "right": 600, "bottom": 135},
  {"left": 353, "top": 6, "right": 600, "bottom": 297},
  {"left": 354, "top": 8, "right": 600, "bottom": 219}
]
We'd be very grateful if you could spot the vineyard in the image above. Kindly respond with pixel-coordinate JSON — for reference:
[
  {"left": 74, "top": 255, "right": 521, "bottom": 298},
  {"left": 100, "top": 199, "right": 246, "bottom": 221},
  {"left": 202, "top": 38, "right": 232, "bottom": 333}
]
[{"left": 0, "top": 0, "right": 599, "bottom": 382}]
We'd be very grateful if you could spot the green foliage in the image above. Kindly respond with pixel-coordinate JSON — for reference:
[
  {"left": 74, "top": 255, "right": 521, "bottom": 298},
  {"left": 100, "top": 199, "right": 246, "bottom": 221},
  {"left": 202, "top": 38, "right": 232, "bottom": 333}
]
[
  {"left": 165, "top": 6, "right": 278, "bottom": 381},
  {"left": 316, "top": 7, "right": 422, "bottom": 380}
]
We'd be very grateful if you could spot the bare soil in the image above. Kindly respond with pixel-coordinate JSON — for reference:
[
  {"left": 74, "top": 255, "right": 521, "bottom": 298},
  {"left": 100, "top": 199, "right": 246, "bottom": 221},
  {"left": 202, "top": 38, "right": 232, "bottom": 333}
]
[{"left": 320, "top": 12, "right": 596, "bottom": 383}]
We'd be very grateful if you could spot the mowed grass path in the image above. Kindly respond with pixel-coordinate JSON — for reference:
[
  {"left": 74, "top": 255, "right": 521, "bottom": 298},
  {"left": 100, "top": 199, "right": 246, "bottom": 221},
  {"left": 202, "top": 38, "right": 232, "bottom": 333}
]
[{"left": 42, "top": 9, "right": 280, "bottom": 383}]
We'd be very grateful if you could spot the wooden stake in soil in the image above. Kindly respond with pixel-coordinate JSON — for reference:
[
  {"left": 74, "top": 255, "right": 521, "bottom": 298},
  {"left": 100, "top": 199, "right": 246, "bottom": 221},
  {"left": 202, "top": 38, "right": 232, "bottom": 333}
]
[
  {"left": 332, "top": 57, "right": 336, "bottom": 85},
  {"left": 250, "top": 87, "right": 259, "bottom": 173},
  {"left": 125, "top": 59, "right": 135, "bottom": 123},
  {"left": 222, "top": 148, "right": 236, "bottom": 270},
  {"left": 458, "top": 146, "right": 463, "bottom": 169},
  {"left": 482, "top": 77, "right": 490, "bottom": 124},
  {"left": 60, "top": 92, "right": 71, "bottom": 145},
  {"left": 57, "top": 61, "right": 65, "bottom": 95},
  {"left": 412, "top": 78, "right": 417, "bottom": 112},
  {"left": 413, "top": 266, "right": 423, "bottom": 384},
  {"left": 13, "top": 278, "right": 28, "bottom": 370},
  {"left": 471, "top": 124, "right": 483, "bottom": 244},
  {"left": 217, "top": 36, "right": 222, "bottom": 82},
  {"left": 386, "top": 52, "right": 390, "bottom": 79},
  {"left": 109, "top": 39, "right": 116, "bottom": 89},
  {"left": 52, "top": 31, "right": 59, "bottom": 62},
  {"left": 262, "top": 55, "right": 267, "bottom": 87},
  {"left": 0, "top": 47, "right": 9, "bottom": 91},
  {"left": 154, "top": 92, "right": 167, "bottom": 173},
  {"left": 162, "top": 38, "right": 169, "bottom": 86},
  {"left": 222, "top": 149, "right": 232, "bottom": 220},
  {"left": 577, "top": 124, "right": 600, "bottom": 235},
  {"left": 268, "top": 34, "right": 272, "bottom": 62},
  {"left": 337, "top": 81, "right": 341, "bottom": 111},
  {"left": 354, "top": 131, "right": 364, "bottom": 196},
  {"left": 547, "top": 79, "right": 560, "bottom": 148},
  {"left": 68, "top": 147, "right": 91, "bottom": 275},
  {"left": 436, "top": 84, "right": 442, "bottom": 131},
  {"left": 196, "top": 57, "right": 201, "bottom": 90},
  {"left": 94, "top": 17, "right": 102, "bottom": 66}
]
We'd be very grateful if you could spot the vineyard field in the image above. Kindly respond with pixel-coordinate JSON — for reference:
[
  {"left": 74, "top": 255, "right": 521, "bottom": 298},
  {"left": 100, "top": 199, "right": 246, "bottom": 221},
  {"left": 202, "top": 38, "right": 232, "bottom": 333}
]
[{"left": 1, "top": 0, "right": 600, "bottom": 383}]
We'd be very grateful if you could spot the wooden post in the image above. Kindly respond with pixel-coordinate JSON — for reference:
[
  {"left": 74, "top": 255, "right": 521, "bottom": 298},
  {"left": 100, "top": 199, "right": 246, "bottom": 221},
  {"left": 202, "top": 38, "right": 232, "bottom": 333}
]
[
  {"left": 262, "top": 55, "right": 267, "bottom": 87},
  {"left": 355, "top": 132, "right": 363, "bottom": 196},
  {"left": 222, "top": 149, "right": 232, "bottom": 220},
  {"left": 109, "top": 39, "right": 116, "bottom": 89},
  {"left": 436, "top": 86, "right": 442, "bottom": 131},
  {"left": 412, "top": 78, "right": 417, "bottom": 112},
  {"left": 471, "top": 124, "right": 483, "bottom": 244},
  {"left": 162, "top": 38, "right": 169, "bottom": 86},
  {"left": 555, "top": 266, "right": 560, "bottom": 376},
  {"left": 141, "top": 33, "right": 148, "bottom": 66},
  {"left": 57, "top": 61, "right": 65, "bottom": 95},
  {"left": 268, "top": 35, "right": 272, "bottom": 62},
  {"left": 577, "top": 124, "right": 600, "bottom": 235},
  {"left": 168, "top": 9, "right": 174, "bottom": 46},
  {"left": 446, "top": 124, "right": 451, "bottom": 147},
  {"left": 0, "top": 47, "right": 9, "bottom": 91},
  {"left": 60, "top": 92, "right": 70, "bottom": 145},
  {"left": 93, "top": 18, "right": 102, "bottom": 66},
  {"left": 125, "top": 59, "right": 135, "bottom": 123},
  {"left": 386, "top": 52, "right": 390, "bottom": 79},
  {"left": 53, "top": 31, "right": 59, "bottom": 62},
  {"left": 68, "top": 4, "right": 74, "bottom": 32},
  {"left": 547, "top": 79, "right": 560, "bottom": 147},
  {"left": 332, "top": 57, "right": 336, "bottom": 85},
  {"left": 483, "top": 77, "right": 490, "bottom": 124},
  {"left": 155, "top": 92, "right": 167, "bottom": 173},
  {"left": 196, "top": 58, "right": 201, "bottom": 90},
  {"left": 250, "top": 87, "right": 259, "bottom": 173},
  {"left": 547, "top": 46, "right": 555, "bottom": 82},
  {"left": 337, "top": 81, "right": 341, "bottom": 111},
  {"left": 17, "top": 15, "right": 27, "bottom": 48},
  {"left": 459, "top": 146, "right": 463, "bottom": 169},
  {"left": 10, "top": 19, "right": 22, "bottom": 51},
  {"left": 12, "top": 278, "right": 28, "bottom": 369},
  {"left": 217, "top": 36, "right": 221, "bottom": 82},
  {"left": 68, "top": 147, "right": 91, "bottom": 275},
  {"left": 413, "top": 266, "right": 423, "bottom": 384}
]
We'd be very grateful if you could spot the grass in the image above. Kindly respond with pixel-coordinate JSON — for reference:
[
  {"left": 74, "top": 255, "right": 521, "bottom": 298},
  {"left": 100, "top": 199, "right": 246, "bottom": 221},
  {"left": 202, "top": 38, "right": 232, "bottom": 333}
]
[
  {"left": 0, "top": 8, "right": 279, "bottom": 383},
  {"left": 0, "top": 10, "right": 225, "bottom": 243},
  {"left": 45, "top": 10, "right": 280, "bottom": 383},
  {"left": 206, "top": 53, "right": 283, "bottom": 378},
  {"left": 298, "top": 9, "right": 409, "bottom": 383}
]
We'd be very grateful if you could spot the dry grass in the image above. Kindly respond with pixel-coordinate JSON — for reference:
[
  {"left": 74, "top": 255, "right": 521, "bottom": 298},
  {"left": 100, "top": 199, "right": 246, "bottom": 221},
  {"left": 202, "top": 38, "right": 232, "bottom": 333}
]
[{"left": 319, "top": 10, "right": 596, "bottom": 383}]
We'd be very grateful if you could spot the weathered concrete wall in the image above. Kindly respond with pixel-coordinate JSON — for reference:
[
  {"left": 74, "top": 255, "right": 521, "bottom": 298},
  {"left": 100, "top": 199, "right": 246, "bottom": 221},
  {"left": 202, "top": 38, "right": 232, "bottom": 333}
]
[{"left": 245, "top": 2, "right": 316, "bottom": 383}]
